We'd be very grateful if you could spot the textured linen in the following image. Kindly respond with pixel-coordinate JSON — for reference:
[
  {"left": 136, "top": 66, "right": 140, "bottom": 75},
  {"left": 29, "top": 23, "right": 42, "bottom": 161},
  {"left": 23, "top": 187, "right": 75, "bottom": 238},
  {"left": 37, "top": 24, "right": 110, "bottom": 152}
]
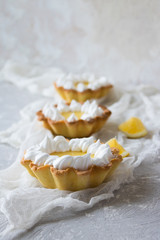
[
  {"left": 1, "top": 61, "right": 63, "bottom": 97},
  {"left": 0, "top": 63, "right": 160, "bottom": 235}
]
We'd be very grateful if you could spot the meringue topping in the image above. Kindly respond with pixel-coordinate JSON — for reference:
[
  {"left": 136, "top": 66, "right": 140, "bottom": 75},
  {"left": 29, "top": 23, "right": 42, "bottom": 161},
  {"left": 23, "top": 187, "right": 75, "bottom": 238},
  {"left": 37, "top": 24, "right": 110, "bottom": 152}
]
[
  {"left": 24, "top": 136, "right": 114, "bottom": 170},
  {"left": 56, "top": 73, "right": 110, "bottom": 91},
  {"left": 42, "top": 100, "right": 104, "bottom": 122}
]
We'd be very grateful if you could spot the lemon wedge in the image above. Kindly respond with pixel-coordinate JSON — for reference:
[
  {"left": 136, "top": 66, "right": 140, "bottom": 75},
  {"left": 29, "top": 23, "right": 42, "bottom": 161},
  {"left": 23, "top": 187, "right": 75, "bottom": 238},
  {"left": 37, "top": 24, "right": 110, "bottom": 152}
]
[
  {"left": 107, "top": 138, "right": 129, "bottom": 158},
  {"left": 118, "top": 117, "right": 147, "bottom": 138}
]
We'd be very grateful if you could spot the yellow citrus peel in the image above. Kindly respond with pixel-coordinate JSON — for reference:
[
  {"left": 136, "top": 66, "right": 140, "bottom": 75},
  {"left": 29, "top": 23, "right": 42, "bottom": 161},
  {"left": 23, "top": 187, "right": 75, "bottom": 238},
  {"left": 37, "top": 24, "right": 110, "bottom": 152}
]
[
  {"left": 107, "top": 138, "right": 129, "bottom": 158},
  {"left": 118, "top": 117, "right": 147, "bottom": 138}
]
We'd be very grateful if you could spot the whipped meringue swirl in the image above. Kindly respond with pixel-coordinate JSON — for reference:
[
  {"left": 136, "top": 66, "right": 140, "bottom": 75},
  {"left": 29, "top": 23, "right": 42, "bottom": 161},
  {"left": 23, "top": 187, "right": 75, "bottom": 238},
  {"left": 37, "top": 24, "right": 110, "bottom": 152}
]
[
  {"left": 24, "top": 136, "right": 115, "bottom": 170},
  {"left": 56, "top": 73, "right": 110, "bottom": 92},
  {"left": 42, "top": 100, "right": 104, "bottom": 122}
]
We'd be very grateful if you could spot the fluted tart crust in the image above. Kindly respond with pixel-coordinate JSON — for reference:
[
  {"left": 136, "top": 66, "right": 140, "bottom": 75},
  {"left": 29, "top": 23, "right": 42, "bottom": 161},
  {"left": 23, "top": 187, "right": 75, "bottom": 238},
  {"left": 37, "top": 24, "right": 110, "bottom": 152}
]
[
  {"left": 21, "top": 148, "right": 122, "bottom": 191},
  {"left": 37, "top": 104, "right": 111, "bottom": 138},
  {"left": 54, "top": 82, "right": 113, "bottom": 103}
]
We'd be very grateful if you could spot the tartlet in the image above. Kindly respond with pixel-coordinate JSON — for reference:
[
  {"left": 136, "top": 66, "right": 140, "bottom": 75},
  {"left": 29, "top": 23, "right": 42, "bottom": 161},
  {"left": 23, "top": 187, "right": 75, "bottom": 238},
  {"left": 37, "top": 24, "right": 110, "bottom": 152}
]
[
  {"left": 37, "top": 100, "right": 111, "bottom": 138},
  {"left": 54, "top": 73, "right": 113, "bottom": 103},
  {"left": 21, "top": 136, "right": 122, "bottom": 191}
]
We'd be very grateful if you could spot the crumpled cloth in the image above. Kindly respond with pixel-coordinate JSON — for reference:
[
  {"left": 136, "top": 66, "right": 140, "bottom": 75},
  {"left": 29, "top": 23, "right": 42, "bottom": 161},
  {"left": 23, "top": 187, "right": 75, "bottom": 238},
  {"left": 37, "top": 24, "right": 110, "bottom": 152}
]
[
  {"left": 0, "top": 61, "right": 63, "bottom": 97},
  {"left": 0, "top": 62, "right": 160, "bottom": 235}
]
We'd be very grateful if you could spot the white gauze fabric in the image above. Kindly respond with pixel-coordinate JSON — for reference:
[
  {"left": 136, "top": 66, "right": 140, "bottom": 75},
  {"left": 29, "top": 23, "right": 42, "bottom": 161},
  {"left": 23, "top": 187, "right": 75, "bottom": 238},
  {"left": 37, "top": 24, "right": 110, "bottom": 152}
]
[
  {"left": 0, "top": 61, "right": 64, "bottom": 97},
  {"left": 0, "top": 65, "right": 160, "bottom": 234},
  {"left": 0, "top": 61, "right": 115, "bottom": 102}
]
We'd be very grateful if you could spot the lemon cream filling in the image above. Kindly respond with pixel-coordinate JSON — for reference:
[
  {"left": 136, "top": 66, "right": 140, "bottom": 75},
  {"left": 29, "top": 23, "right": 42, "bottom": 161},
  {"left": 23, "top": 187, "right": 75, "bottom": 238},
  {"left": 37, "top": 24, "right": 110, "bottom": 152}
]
[
  {"left": 24, "top": 136, "right": 114, "bottom": 170},
  {"left": 61, "top": 111, "right": 83, "bottom": 120},
  {"left": 74, "top": 81, "right": 89, "bottom": 87},
  {"left": 51, "top": 151, "right": 95, "bottom": 159},
  {"left": 56, "top": 73, "right": 110, "bottom": 91},
  {"left": 42, "top": 100, "right": 104, "bottom": 122},
  {"left": 51, "top": 151, "right": 86, "bottom": 157}
]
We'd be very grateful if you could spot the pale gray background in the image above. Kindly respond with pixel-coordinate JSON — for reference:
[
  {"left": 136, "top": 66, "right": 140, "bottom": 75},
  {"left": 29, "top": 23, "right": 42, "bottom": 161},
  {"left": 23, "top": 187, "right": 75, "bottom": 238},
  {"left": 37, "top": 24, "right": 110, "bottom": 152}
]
[
  {"left": 0, "top": 1, "right": 160, "bottom": 239},
  {"left": 0, "top": 0, "right": 160, "bottom": 87}
]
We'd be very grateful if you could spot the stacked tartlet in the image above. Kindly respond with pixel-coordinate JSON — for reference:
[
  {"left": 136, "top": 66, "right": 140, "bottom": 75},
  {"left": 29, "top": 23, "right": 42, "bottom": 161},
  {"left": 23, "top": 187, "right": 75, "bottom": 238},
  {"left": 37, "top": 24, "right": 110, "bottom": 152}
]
[
  {"left": 21, "top": 136, "right": 122, "bottom": 191},
  {"left": 54, "top": 73, "right": 113, "bottom": 103},
  {"left": 21, "top": 73, "right": 122, "bottom": 191},
  {"left": 37, "top": 100, "right": 111, "bottom": 138}
]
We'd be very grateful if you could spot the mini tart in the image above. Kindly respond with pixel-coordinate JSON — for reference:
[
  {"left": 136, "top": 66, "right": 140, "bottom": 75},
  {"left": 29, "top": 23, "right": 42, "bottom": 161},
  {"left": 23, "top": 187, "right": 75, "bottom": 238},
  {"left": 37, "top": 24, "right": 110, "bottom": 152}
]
[
  {"left": 37, "top": 102, "right": 111, "bottom": 138},
  {"left": 54, "top": 82, "right": 113, "bottom": 103},
  {"left": 21, "top": 136, "right": 122, "bottom": 191}
]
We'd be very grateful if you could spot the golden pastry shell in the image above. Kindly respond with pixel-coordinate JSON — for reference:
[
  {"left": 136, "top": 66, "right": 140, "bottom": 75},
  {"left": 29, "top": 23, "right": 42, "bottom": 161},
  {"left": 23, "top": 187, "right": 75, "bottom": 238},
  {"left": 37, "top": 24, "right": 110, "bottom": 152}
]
[
  {"left": 54, "top": 82, "right": 113, "bottom": 103},
  {"left": 21, "top": 148, "right": 122, "bottom": 191},
  {"left": 37, "top": 104, "right": 111, "bottom": 138}
]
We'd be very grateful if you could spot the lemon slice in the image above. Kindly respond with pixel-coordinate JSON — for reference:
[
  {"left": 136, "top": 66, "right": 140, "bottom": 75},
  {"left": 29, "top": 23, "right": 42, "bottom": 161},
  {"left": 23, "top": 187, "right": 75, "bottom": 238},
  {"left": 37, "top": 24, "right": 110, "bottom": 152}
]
[
  {"left": 118, "top": 117, "right": 147, "bottom": 138},
  {"left": 107, "top": 138, "right": 129, "bottom": 158}
]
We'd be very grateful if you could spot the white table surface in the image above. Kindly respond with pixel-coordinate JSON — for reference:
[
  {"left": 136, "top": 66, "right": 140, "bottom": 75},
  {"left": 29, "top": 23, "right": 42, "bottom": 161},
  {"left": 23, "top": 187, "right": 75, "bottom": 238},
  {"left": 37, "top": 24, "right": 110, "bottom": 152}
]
[{"left": 0, "top": 82, "right": 160, "bottom": 240}]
